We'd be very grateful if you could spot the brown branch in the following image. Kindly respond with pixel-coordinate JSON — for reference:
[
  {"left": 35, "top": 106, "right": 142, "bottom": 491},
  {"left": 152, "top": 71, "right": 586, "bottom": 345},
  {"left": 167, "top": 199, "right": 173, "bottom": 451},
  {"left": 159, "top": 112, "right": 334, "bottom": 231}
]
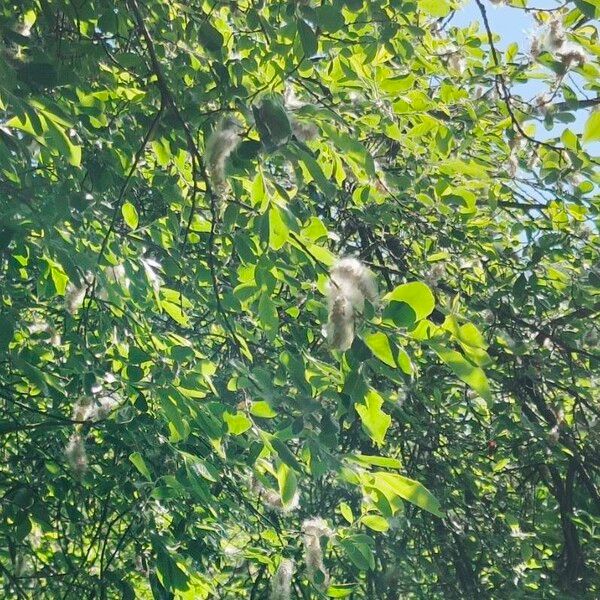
[
  {"left": 127, "top": 0, "right": 244, "bottom": 354},
  {"left": 96, "top": 106, "right": 164, "bottom": 266},
  {"left": 474, "top": 0, "right": 567, "bottom": 157},
  {"left": 551, "top": 97, "right": 600, "bottom": 112}
]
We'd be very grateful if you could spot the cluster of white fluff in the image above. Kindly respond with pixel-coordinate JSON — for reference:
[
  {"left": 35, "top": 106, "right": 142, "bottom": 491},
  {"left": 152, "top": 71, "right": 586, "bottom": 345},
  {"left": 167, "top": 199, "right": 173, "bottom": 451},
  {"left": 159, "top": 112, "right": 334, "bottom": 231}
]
[
  {"left": 96, "top": 395, "right": 120, "bottom": 419},
  {"left": 292, "top": 120, "right": 319, "bottom": 142},
  {"left": 447, "top": 52, "right": 466, "bottom": 76},
  {"left": 424, "top": 262, "right": 446, "bottom": 289},
  {"left": 65, "top": 391, "right": 120, "bottom": 476},
  {"left": 72, "top": 394, "right": 119, "bottom": 423},
  {"left": 65, "top": 280, "right": 88, "bottom": 315},
  {"left": 65, "top": 434, "right": 87, "bottom": 476},
  {"left": 251, "top": 475, "right": 300, "bottom": 513},
  {"left": 269, "top": 558, "right": 295, "bottom": 600},
  {"left": 326, "top": 257, "right": 378, "bottom": 351},
  {"left": 533, "top": 91, "right": 554, "bottom": 118},
  {"left": 140, "top": 256, "right": 163, "bottom": 293},
  {"left": 283, "top": 86, "right": 305, "bottom": 111},
  {"left": 302, "top": 517, "right": 333, "bottom": 589},
  {"left": 283, "top": 85, "right": 320, "bottom": 142},
  {"left": 507, "top": 135, "right": 525, "bottom": 178},
  {"left": 105, "top": 264, "right": 130, "bottom": 293},
  {"left": 28, "top": 320, "right": 61, "bottom": 346},
  {"left": 64, "top": 264, "right": 130, "bottom": 315},
  {"left": 263, "top": 487, "right": 300, "bottom": 513},
  {"left": 205, "top": 116, "right": 241, "bottom": 194},
  {"left": 530, "top": 16, "right": 587, "bottom": 69}
]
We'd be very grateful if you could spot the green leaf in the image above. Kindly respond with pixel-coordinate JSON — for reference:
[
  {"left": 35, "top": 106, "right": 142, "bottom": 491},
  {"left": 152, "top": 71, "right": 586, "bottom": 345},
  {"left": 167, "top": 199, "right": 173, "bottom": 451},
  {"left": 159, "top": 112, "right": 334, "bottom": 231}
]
[
  {"left": 180, "top": 452, "right": 219, "bottom": 482},
  {"left": 51, "top": 266, "right": 68, "bottom": 295},
  {"left": 198, "top": 20, "right": 224, "bottom": 55},
  {"left": 121, "top": 202, "right": 139, "bottom": 229},
  {"left": 326, "top": 585, "right": 355, "bottom": 597},
  {"left": 257, "top": 291, "right": 279, "bottom": 341},
  {"left": 316, "top": 5, "right": 344, "bottom": 32},
  {"left": 339, "top": 502, "right": 354, "bottom": 524},
  {"left": 152, "top": 536, "right": 189, "bottom": 591},
  {"left": 251, "top": 170, "right": 266, "bottom": 208},
  {"left": 419, "top": 0, "right": 451, "bottom": 18},
  {"left": 290, "top": 146, "right": 336, "bottom": 197},
  {"left": 129, "top": 452, "right": 152, "bottom": 481},
  {"left": 582, "top": 111, "right": 600, "bottom": 144},
  {"left": 271, "top": 438, "right": 302, "bottom": 472},
  {"left": 253, "top": 95, "right": 292, "bottom": 149},
  {"left": 45, "top": 118, "right": 81, "bottom": 166},
  {"left": 355, "top": 389, "right": 391, "bottom": 445},
  {"left": 364, "top": 331, "right": 396, "bottom": 368},
  {"left": 361, "top": 514, "right": 389, "bottom": 532},
  {"left": 250, "top": 401, "right": 277, "bottom": 418},
  {"left": 161, "top": 301, "right": 190, "bottom": 327},
  {"left": 151, "top": 138, "right": 171, "bottom": 166},
  {"left": 158, "top": 391, "right": 190, "bottom": 443},
  {"left": 397, "top": 348, "right": 413, "bottom": 375},
  {"left": 223, "top": 411, "right": 252, "bottom": 435},
  {"left": 383, "top": 301, "right": 417, "bottom": 327},
  {"left": 349, "top": 454, "right": 402, "bottom": 469},
  {"left": 493, "top": 458, "right": 510, "bottom": 473},
  {"left": 575, "top": 0, "right": 600, "bottom": 18},
  {"left": 384, "top": 282, "right": 435, "bottom": 321},
  {"left": 0, "top": 315, "right": 15, "bottom": 352},
  {"left": 439, "top": 159, "right": 488, "bottom": 178},
  {"left": 340, "top": 535, "right": 375, "bottom": 571},
  {"left": 321, "top": 123, "right": 375, "bottom": 177},
  {"left": 269, "top": 205, "right": 289, "bottom": 250},
  {"left": 298, "top": 18, "right": 317, "bottom": 57},
  {"left": 372, "top": 472, "right": 444, "bottom": 518},
  {"left": 431, "top": 343, "right": 493, "bottom": 405},
  {"left": 277, "top": 462, "right": 298, "bottom": 505}
]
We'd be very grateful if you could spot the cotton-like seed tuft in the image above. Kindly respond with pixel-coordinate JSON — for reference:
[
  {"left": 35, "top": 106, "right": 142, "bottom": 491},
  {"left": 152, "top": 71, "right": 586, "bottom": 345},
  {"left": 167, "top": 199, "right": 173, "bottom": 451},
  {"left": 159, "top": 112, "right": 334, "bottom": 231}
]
[
  {"left": 252, "top": 475, "right": 300, "bottom": 513},
  {"left": 325, "top": 258, "right": 378, "bottom": 351},
  {"left": 261, "top": 488, "right": 300, "bottom": 513},
  {"left": 29, "top": 320, "right": 61, "bottom": 346},
  {"left": 65, "top": 434, "right": 88, "bottom": 476},
  {"left": 530, "top": 35, "right": 542, "bottom": 59},
  {"left": 330, "top": 258, "right": 378, "bottom": 308},
  {"left": 424, "top": 263, "right": 446, "bottom": 288},
  {"left": 141, "top": 257, "right": 163, "bottom": 292},
  {"left": 507, "top": 153, "right": 518, "bottom": 178},
  {"left": 284, "top": 86, "right": 305, "bottom": 110},
  {"left": 205, "top": 117, "right": 242, "bottom": 194},
  {"left": 96, "top": 395, "right": 120, "bottom": 419},
  {"left": 292, "top": 120, "right": 319, "bottom": 142},
  {"left": 269, "top": 558, "right": 295, "bottom": 600},
  {"left": 448, "top": 52, "right": 466, "bottom": 75},
  {"left": 302, "top": 517, "right": 333, "bottom": 539},
  {"left": 65, "top": 282, "right": 87, "bottom": 315},
  {"left": 547, "top": 18, "right": 566, "bottom": 50},
  {"left": 302, "top": 518, "right": 332, "bottom": 589},
  {"left": 72, "top": 397, "right": 95, "bottom": 422},
  {"left": 325, "top": 295, "right": 354, "bottom": 351},
  {"left": 106, "top": 264, "right": 130, "bottom": 292},
  {"left": 531, "top": 17, "right": 587, "bottom": 70},
  {"left": 556, "top": 43, "right": 587, "bottom": 68}
]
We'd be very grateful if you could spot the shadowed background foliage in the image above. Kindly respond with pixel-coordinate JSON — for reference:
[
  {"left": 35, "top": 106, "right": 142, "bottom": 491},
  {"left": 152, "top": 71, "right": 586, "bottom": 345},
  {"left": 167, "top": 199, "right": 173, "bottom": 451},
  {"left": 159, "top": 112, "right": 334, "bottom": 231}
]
[{"left": 0, "top": 0, "right": 598, "bottom": 598}]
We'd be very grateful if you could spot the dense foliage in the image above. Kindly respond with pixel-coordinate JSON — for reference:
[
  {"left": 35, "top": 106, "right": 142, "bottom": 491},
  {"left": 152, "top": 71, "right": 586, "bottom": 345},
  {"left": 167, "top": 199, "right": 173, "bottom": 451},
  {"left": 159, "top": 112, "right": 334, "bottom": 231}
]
[{"left": 1, "top": 0, "right": 599, "bottom": 598}]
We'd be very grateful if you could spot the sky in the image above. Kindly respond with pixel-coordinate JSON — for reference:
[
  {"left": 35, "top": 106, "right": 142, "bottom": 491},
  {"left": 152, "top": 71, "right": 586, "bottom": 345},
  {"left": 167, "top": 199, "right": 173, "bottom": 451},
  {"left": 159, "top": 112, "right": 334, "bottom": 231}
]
[{"left": 451, "top": 0, "right": 599, "bottom": 156}]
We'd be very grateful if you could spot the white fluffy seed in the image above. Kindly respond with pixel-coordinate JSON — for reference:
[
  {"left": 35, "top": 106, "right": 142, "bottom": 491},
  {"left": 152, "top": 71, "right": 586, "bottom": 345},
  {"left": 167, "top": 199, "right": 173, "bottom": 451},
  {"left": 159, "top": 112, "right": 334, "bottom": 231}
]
[{"left": 269, "top": 558, "right": 295, "bottom": 600}]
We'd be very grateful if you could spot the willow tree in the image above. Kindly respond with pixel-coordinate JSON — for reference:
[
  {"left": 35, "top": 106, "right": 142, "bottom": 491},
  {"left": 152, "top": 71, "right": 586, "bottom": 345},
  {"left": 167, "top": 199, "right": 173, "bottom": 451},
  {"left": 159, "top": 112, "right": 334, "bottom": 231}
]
[{"left": 0, "top": 0, "right": 598, "bottom": 598}]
